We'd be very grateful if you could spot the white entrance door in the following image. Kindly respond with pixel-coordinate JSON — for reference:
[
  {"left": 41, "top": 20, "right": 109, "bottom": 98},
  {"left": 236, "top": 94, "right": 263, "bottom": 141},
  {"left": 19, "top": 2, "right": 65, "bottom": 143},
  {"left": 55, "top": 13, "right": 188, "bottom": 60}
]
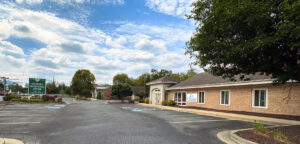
[
  {"left": 155, "top": 93, "right": 161, "bottom": 105},
  {"left": 153, "top": 89, "right": 161, "bottom": 105}
]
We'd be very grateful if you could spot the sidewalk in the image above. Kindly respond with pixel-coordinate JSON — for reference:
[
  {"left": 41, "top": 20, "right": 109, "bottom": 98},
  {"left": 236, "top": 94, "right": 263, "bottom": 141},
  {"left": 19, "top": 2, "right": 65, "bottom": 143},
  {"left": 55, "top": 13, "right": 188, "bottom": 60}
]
[
  {"left": 0, "top": 138, "right": 23, "bottom": 144},
  {"left": 137, "top": 103, "right": 300, "bottom": 126}
]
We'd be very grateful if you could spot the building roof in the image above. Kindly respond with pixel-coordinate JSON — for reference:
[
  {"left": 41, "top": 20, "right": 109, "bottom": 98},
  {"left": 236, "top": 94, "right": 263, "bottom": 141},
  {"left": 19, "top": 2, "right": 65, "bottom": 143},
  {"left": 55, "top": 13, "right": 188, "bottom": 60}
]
[
  {"left": 167, "top": 72, "right": 272, "bottom": 90},
  {"left": 146, "top": 76, "right": 180, "bottom": 85}
]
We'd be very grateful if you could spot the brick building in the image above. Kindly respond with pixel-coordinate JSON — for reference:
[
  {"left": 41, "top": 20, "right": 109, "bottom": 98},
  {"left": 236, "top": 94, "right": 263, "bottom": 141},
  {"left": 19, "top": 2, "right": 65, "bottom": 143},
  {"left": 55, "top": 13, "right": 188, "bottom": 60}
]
[{"left": 147, "top": 73, "right": 300, "bottom": 116}]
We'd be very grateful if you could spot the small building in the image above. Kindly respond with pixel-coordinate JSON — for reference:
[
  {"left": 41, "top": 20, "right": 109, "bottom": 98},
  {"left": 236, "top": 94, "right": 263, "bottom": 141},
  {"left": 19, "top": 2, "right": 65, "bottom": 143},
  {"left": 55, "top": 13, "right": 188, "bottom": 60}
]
[
  {"left": 147, "top": 73, "right": 300, "bottom": 116},
  {"left": 147, "top": 76, "right": 180, "bottom": 105},
  {"left": 92, "top": 84, "right": 111, "bottom": 99}
]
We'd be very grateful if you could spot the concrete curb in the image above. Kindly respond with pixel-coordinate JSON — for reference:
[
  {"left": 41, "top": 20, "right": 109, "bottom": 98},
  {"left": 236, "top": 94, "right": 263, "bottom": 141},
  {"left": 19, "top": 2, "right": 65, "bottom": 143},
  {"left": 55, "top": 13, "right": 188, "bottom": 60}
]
[
  {"left": 230, "top": 129, "right": 257, "bottom": 144},
  {"left": 0, "top": 138, "right": 24, "bottom": 144},
  {"left": 217, "top": 129, "right": 258, "bottom": 144},
  {"left": 137, "top": 103, "right": 300, "bottom": 126}
]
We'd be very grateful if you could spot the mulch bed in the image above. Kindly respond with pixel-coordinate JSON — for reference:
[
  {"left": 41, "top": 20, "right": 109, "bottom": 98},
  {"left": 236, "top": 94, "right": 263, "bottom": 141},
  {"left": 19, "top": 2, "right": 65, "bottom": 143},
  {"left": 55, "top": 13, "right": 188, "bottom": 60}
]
[
  {"left": 236, "top": 125, "right": 300, "bottom": 144},
  {"left": 175, "top": 106, "right": 300, "bottom": 121}
]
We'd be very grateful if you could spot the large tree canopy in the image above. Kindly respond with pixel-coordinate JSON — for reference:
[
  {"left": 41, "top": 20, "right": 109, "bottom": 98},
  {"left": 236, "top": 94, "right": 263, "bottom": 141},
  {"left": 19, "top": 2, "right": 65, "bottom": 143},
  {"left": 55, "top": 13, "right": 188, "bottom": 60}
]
[
  {"left": 111, "top": 84, "right": 132, "bottom": 100},
  {"left": 71, "top": 69, "right": 96, "bottom": 97},
  {"left": 187, "top": 0, "right": 300, "bottom": 83},
  {"left": 113, "top": 73, "right": 131, "bottom": 85}
]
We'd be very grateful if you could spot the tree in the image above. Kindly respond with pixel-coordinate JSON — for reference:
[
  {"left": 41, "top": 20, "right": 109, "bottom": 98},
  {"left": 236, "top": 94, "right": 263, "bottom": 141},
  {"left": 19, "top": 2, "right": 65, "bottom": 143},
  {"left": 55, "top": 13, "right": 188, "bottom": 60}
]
[
  {"left": 111, "top": 84, "right": 132, "bottom": 101},
  {"left": 150, "top": 69, "right": 172, "bottom": 81},
  {"left": 97, "top": 92, "right": 101, "bottom": 99},
  {"left": 8, "top": 84, "right": 27, "bottom": 93},
  {"left": 46, "top": 82, "right": 59, "bottom": 94},
  {"left": 186, "top": 0, "right": 300, "bottom": 84},
  {"left": 71, "top": 69, "right": 96, "bottom": 97},
  {"left": 113, "top": 73, "right": 131, "bottom": 85},
  {"left": 172, "top": 69, "right": 197, "bottom": 81}
]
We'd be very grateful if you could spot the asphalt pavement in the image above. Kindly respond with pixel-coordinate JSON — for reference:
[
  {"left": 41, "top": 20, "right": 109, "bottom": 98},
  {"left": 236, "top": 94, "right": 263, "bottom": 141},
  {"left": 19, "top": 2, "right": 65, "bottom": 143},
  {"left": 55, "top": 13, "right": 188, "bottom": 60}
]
[{"left": 0, "top": 99, "right": 253, "bottom": 144}]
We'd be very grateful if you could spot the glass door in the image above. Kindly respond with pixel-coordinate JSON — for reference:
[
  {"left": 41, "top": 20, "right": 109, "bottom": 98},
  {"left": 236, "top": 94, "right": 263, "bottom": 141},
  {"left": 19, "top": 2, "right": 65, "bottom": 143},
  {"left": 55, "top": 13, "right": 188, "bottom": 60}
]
[{"left": 174, "top": 92, "right": 186, "bottom": 106}]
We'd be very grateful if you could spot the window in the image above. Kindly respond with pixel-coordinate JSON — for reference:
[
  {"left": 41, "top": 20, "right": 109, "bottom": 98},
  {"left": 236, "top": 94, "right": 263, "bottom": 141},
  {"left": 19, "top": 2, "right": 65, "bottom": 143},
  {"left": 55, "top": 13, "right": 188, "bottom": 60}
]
[
  {"left": 253, "top": 89, "right": 267, "bottom": 108},
  {"left": 174, "top": 92, "right": 186, "bottom": 106},
  {"left": 220, "top": 90, "right": 230, "bottom": 106},
  {"left": 198, "top": 91, "right": 205, "bottom": 104}
]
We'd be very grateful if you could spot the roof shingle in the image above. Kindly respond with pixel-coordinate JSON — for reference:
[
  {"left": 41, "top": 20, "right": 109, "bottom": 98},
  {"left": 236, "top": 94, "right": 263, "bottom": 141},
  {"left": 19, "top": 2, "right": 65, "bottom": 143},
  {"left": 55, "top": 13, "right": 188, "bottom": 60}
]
[{"left": 170, "top": 72, "right": 272, "bottom": 88}]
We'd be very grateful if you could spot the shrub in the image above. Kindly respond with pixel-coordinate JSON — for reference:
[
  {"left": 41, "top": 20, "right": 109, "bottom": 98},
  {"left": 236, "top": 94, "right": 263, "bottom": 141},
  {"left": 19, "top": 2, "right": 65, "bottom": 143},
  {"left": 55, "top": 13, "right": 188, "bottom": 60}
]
[
  {"left": 75, "top": 96, "right": 81, "bottom": 100},
  {"left": 56, "top": 97, "right": 63, "bottom": 102},
  {"left": 10, "top": 98, "right": 21, "bottom": 101},
  {"left": 42, "top": 95, "right": 55, "bottom": 102},
  {"left": 167, "top": 100, "right": 175, "bottom": 106},
  {"left": 97, "top": 92, "right": 101, "bottom": 99},
  {"left": 128, "top": 100, "right": 135, "bottom": 103},
  {"left": 3, "top": 96, "right": 11, "bottom": 101},
  {"left": 27, "top": 98, "right": 43, "bottom": 103},
  {"left": 138, "top": 99, "right": 144, "bottom": 103},
  {"left": 20, "top": 97, "right": 43, "bottom": 103},
  {"left": 80, "top": 97, "right": 87, "bottom": 100},
  {"left": 20, "top": 97, "right": 29, "bottom": 102},
  {"left": 162, "top": 100, "right": 168, "bottom": 106},
  {"left": 144, "top": 98, "right": 149, "bottom": 104},
  {"left": 253, "top": 123, "right": 266, "bottom": 133}
]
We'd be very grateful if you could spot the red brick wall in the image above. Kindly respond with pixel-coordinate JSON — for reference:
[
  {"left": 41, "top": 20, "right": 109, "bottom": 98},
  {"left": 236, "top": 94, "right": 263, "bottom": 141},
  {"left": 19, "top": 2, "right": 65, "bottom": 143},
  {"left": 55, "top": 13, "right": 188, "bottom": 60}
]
[{"left": 167, "top": 83, "right": 300, "bottom": 116}]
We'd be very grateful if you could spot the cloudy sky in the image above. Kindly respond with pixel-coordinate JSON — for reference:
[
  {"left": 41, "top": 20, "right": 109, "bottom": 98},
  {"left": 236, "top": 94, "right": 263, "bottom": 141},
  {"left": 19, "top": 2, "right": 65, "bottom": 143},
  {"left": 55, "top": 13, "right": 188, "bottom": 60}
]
[{"left": 0, "top": 0, "right": 199, "bottom": 85}]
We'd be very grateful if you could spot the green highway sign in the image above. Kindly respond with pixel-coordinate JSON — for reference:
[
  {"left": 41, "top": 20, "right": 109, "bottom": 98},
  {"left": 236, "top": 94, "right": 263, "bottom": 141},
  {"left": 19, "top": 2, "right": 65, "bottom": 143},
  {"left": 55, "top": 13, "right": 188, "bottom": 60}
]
[{"left": 29, "top": 78, "right": 46, "bottom": 95}]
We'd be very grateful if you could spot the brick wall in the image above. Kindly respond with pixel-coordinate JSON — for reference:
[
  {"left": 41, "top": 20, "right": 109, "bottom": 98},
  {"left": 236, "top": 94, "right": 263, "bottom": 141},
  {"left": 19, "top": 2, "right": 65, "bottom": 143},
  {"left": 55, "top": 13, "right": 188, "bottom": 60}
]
[{"left": 167, "top": 83, "right": 300, "bottom": 116}]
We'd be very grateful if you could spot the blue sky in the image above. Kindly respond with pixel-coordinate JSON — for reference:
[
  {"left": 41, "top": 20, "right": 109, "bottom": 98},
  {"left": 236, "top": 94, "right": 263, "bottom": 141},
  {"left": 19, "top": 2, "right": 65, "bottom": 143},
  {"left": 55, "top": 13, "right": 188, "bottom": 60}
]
[{"left": 0, "top": 0, "right": 199, "bottom": 85}]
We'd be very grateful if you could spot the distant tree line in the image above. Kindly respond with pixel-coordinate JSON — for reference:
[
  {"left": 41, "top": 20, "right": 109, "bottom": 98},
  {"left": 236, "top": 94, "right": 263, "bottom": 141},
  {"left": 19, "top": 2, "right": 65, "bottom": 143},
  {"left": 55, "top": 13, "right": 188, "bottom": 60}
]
[
  {"left": 46, "top": 82, "right": 71, "bottom": 95},
  {"left": 111, "top": 69, "right": 197, "bottom": 100}
]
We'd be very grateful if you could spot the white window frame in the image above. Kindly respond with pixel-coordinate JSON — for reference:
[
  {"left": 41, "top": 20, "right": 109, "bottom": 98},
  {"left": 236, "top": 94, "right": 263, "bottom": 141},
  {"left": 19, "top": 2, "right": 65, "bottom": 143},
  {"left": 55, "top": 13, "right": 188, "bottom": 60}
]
[
  {"left": 173, "top": 91, "right": 187, "bottom": 106},
  {"left": 198, "top": 91, "right": 205, "bottom": 104},
  {"left": 220, "top": 90, "right": 230, "bottom": 106},
  {"left": 252, "top": 88, "right": 268, "bottom": 109}
]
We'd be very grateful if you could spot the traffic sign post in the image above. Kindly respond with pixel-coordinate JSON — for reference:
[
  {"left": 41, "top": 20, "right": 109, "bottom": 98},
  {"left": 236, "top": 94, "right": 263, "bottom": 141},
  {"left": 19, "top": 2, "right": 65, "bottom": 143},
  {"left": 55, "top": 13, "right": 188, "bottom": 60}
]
[{"left": 28, "top": 78, "right": 46, "bottom": 95}]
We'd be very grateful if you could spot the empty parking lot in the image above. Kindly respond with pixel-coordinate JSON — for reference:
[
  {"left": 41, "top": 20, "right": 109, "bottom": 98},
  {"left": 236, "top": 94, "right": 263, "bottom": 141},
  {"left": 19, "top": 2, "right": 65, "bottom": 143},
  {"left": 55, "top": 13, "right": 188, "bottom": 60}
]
[{"left": 0, "top": 100, "right": 253, "bottom": 144}]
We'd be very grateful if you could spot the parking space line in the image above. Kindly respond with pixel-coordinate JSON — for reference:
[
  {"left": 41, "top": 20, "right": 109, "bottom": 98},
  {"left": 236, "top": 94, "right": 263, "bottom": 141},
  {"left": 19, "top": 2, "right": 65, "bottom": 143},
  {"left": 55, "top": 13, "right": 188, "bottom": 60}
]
[
  {"left": 169, "top": 119, "right": 233, "bottom": 124},
  {"left": 0, "top": 115, "right": 49, "bottom": 117},
  {"left": 0, "top": 122, "right": 40, "bottom": 125}
]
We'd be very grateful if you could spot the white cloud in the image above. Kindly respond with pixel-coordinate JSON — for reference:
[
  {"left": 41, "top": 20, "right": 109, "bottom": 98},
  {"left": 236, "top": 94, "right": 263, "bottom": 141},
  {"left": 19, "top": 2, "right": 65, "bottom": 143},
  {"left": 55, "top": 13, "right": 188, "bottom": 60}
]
[
  {"left": 0, "top": 3, "right": 197, "bottom": 84},
  {"left": 13, "top": 0, "right": 124, "bottom": 5},
  {"left": 134, "top": 39, "right": 166, "bottom": 52},
  {"left": 0, "top": 41, "right": 26, "bottom": 71},
  {"left": 145, "top": 0, "right": 195, "bottom": 18},
  {"left": 154, "top": 53, "right": 189, "bottom": 67},
  {"left": 117, "top": 23, "right": 194, "bottom": 45},
  {"left": 15, "top": 0, "right": 43, "bottom": 4}
]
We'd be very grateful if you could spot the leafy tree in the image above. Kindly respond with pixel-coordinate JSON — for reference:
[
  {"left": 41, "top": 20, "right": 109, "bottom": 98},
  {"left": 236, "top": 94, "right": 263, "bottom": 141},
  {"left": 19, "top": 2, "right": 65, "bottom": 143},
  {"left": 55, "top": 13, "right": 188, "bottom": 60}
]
[
  {"left": 111, "top": 84, "right": 132, "bottom": 101},
  {"left": 8, "top": 84, "right": 27, "bottom": 93},
  {"left": 97, "top": 92, "right": 101, "bottom": 99},
  {"left": 150, "top": 69, "right": 172, "bottom": 81},
  {"left": 172, "top": 69, "right": 197, "bottom": 81},
  {"left": 71, "top": 69, "right": 96, "bottom": 97},
  {"left": 187, "top": 0, "right": 300, "bottom": 84},
  {"left": 113, "top": 73, "right": 131, "bottom": 85},
  {"left": 46, "top": 82, "right": 59, "bottom": 94}
]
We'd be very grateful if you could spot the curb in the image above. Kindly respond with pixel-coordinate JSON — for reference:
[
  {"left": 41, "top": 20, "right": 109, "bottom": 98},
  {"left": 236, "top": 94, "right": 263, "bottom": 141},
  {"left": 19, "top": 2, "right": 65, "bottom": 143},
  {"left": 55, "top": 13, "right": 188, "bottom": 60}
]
[
  {"left": 137, "top": 103, "right": 300, "bottom": 126},
  {"left": 230, "top": 129, "right": 257, "bottom": 144},
  {"left": 0, "top": 138, "right": 24, "bottom": 144},
  {"left": 217, "top": 129, "right": 258, "bottom": 144}
]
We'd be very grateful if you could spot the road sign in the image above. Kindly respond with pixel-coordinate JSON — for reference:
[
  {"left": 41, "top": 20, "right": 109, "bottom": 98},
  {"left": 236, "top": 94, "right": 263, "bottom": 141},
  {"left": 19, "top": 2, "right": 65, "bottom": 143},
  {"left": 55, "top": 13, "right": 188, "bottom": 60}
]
[{"left": 29, "top": 78, "right": 46, "bottom": 95}]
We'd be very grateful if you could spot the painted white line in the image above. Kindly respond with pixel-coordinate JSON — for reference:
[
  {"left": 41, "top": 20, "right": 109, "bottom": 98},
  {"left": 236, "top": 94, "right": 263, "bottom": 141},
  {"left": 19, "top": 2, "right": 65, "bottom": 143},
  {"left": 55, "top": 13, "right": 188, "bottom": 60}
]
[
  {"left": 0, "top": 115, "right": 49, "bottom": 117},
  {"left": 0, "top": 122, "right": 40, "bottom": 125},
  {"left": 169, "top": 119, "right": 233, "bottom": 124}
]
